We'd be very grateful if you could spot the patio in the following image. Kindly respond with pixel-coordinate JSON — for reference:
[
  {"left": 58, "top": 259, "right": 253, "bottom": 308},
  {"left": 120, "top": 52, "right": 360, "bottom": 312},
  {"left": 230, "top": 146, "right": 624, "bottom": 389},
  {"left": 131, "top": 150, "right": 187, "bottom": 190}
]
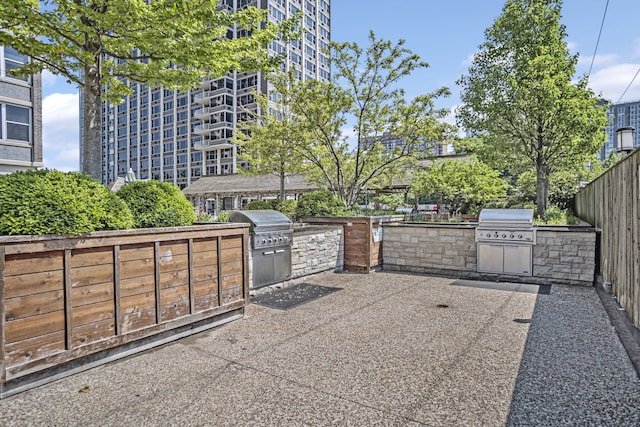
[{"left": 1, "top": 271, "right": 639, "bottom": 425}]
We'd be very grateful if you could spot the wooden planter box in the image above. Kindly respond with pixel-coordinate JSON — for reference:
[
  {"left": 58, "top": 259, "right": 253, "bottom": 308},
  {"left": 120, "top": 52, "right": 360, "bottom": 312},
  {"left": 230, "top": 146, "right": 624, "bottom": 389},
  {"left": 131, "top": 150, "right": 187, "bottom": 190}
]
[
  {"left": 300, "top": 216, "right": 403, "bottom": 273},
  {"left": 0, "top": 224, "right": 249, "bottom": 397}
]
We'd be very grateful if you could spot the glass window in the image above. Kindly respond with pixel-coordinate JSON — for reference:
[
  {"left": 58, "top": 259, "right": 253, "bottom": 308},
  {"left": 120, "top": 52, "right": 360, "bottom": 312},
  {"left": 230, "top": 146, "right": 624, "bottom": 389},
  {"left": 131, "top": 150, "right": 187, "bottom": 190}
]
[{"left": 5, "top": 104, "right": 30, "bottom": 142}]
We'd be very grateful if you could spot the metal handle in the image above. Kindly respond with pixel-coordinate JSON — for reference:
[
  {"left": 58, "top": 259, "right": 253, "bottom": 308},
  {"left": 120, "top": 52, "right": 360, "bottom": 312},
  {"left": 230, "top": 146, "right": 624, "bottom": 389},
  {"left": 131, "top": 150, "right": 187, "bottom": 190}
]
[
  {"left": 263, "top": 251, "right": 274, "bottom": 255},
  {"left": 274, "top": 249, "right": 285, "bottom": 254}
]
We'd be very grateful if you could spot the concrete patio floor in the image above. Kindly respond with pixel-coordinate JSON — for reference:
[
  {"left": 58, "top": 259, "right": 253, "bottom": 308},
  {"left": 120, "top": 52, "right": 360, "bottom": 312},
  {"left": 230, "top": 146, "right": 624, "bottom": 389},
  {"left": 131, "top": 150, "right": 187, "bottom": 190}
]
[{"left": 1, "top": 271, "right": 640, "bottom": 426}]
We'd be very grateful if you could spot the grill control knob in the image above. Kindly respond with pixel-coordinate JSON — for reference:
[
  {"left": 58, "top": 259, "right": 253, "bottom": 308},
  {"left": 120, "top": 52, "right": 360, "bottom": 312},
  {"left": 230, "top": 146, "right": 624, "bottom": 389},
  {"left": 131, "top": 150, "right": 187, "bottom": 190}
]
[
  {"left": 502, "top": 234, "right": 507, "bottom": 238},
  {"left": 510, "top": 234, "right": 514, "bottom": 238},
  {"left": 262, "top": 239, "right": 267, "bottom": 244},
  {"left": 494, "top": 232, "right": 499, "bottom": 238},
  {"left": 518, "top": 234, "right": 523, "bottom": 239}
]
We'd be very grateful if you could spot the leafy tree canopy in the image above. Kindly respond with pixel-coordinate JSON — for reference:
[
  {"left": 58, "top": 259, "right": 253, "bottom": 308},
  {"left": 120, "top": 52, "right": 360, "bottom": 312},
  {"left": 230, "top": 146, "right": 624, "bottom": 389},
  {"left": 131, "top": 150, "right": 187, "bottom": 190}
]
[
  {"left": 456, "top": 0, "right": 608, "bottom": 216},
  {"left": 278, "top": 32, "right": 453, "bottom": 208},
  {"left": 411, "top": 157, "right": 509, "bottom": 215},
  {"left": 0, "top": 1, "right": 297, "bottom": 180}
]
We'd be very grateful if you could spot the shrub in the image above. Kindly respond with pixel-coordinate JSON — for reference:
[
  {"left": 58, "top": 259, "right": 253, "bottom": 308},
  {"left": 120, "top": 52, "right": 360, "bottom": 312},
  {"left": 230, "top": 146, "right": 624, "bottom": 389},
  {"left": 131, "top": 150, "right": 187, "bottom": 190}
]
[
  {"left": 244, "top": 200, "right": 272, "bottom": 210},
  {"left": 295, "top": 190, "right": 345, "bottom": 217},
  {"left": 116, "top": 180, "right": 196, "bottom": 228},
  {"left": 275, "top": 199, "right": 297, "bottom": 220},
  {"left": 0, "top": 170, "right": 134, "bottom": 236},
  {"left": 535, "top": 205, "right": 581, "bottom": 225},
  {"left": 215, "top": 210, "right": 230, "bottom": 222}
]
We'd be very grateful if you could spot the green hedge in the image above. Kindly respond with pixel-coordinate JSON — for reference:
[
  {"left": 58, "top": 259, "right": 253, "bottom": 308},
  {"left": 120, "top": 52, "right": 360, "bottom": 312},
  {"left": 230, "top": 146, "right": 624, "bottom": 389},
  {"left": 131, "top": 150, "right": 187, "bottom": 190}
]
[
  {"left": 116, "top": 180, "right": 196, "bottom": 228},
  {"left": 295, "top": 190, "right": 345, "bottom": 217},
  {"left": 0, "top": 170, "right": 134, "bottom": 236}
]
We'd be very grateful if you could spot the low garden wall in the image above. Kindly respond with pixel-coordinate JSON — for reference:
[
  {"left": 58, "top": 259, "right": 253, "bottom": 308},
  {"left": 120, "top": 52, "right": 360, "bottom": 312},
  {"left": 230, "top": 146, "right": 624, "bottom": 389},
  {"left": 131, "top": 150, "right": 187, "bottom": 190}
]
[
  {"left": 1, "top": 224, "right": 249, "bottom": 398},
  {"left": 383, "top": 223, "right": 596, "bottom": 286},
  {"left": 291, "top": 225, "right": 344, "bottom": 279},
  {"left": 300, "top": 216, "right": 403, "bottom": 272}
]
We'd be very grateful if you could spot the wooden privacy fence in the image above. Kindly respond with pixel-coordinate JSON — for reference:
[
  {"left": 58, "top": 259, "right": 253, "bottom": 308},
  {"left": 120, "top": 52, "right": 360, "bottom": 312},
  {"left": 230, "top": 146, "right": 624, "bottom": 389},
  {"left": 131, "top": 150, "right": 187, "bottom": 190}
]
[
  {"left": 0, "top": 224, "right": 249, "bottom": 397},
  {"left": 575, "top": 149, "right": 640, "bottom": 329}
]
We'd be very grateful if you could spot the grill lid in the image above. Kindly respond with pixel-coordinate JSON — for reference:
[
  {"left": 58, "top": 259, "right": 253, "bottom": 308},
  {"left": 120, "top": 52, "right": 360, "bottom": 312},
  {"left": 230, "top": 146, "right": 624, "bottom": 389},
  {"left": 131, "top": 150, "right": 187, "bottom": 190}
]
[
  {"left": 478, "top": 208, "right": 534, "bottom": 227},
  {"left": 229, "top": 210, "right": 292, "bottom": 231}
]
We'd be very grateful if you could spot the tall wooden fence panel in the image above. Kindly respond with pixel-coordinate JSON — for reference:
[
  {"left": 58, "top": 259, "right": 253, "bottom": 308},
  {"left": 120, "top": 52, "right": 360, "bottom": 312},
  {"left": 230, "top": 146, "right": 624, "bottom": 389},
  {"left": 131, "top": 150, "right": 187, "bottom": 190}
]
[
  {"left": 575, "top": 149, "right": 640, "bottom": 329},
  {"left": 1, "top": 224, "right": 249, "bottom": 397}
]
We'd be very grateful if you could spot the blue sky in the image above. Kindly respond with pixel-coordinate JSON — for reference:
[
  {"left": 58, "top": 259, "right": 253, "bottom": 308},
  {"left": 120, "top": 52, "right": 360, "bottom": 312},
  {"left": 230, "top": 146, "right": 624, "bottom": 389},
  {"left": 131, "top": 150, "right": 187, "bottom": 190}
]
[{"left": 41, "top": 0, "right": 640, "bottom": 171}]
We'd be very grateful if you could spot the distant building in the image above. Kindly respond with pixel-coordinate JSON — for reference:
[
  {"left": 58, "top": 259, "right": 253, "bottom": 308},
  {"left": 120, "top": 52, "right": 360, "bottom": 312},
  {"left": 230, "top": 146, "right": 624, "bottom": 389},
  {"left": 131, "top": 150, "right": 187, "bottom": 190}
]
[
  {"left": 601, "top": 99, "right": 640, "bottom": 160},
  {"left": 362, "top": 132, "right": 448, "bottom": 158},
  {"left": 0, "top": 45, "right": 43, "bottom": 174},
  {"left": 86, "top": 0, "right": 331, "bottom": 187},
  {"left": 182, "top": 173, "right": 318, "bottom": 216}
]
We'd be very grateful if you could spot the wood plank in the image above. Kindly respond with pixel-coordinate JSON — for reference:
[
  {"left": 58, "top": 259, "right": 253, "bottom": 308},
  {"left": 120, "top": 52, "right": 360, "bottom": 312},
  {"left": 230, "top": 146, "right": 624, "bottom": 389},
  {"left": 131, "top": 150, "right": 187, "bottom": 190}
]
[
  {"left": 160, "top": 299, "right": 191, "bottom": 322},
  {"left": 221, "top": 247, "right": 243, "bottom": 263},
  {"left": 120, "top": 258, "right": 155, "bottom": 280},
  {"left": 158, "top": 241, "right": 189, "bottom": 256},
  {"left": 220, "top": 259, "right": 243, "bottom": 276},
  {"left": 2, "top": 226, "right": 247, "bottom": 255},
  {"left": 120, "top": 275, "right": 156, "bottom": 298},
  {"left": 114, "top": 245, "right": 122, "bottom": 336},
  {"left": 220, "top": 236, "right": 243, "bottom": 250},
  {"left": 5, "top": 310, "right": 65, "bottom": 343},
  {"left": 72, "top": 282, "right": 114, "bottom": 307},
  {"left": 0, "top": 245, "right": 5, "bottom": 382},
  {"left": 4, "top": 251, "right": 64, "bottom": 276},
  {"left": 188, "top": 239, "right": 195, "bottom": 315},
  {"left": 68, "top": 247, "right": 114, "bottom": 268},
  {"left": 192, "top": 251, "right": 217, "bottom": 268},
  {"left": 193, "top": 282, "right": 218, "bottom": 298},
  {"left": 121, "top": 308, "right": 156, "bottom": 333},
  {"left": 193, "top": 265, "right": 218, "bottom": 283},
  {"left": 155, "top": 241, "right": 161, "bottom": 324},
  {"left": 158, "top": 253, "right": 189, "bottom": 273},
  {"left": 221, "top": 273, "right": 243, "bottom": 291},
  {"left": 72, "top": 300, "right": 115, "bottom": 326},
  {"left": 69, "top": 263, "right": 114, "bottom": 288},
  {"left": 192, "top": 238, "right": 218, "bottom": 253},
  {"left": 121, "top": 292, "right": 156, "bottom": 314},
  {"left": 72, "top": 318, "right": 116, "bottom": 347},
  {"left": 64, "top": 249, "right": 73, "bottom": 350},
  {"left": 5, "top": 290, "right": 65, "bottom": 321},
  {"left": 5, "top": 300, "right": 245, "bottom": 380},
  {"left": 194, "top": 293, "right": 220, "bottom": 311},
  {"left": 160, "top": 268, "right": 190, "bottom": 289},
  {"left": 119, "top": 243, "right": 154, "bottom": 262},
  {"left": 220, "top": 287, "right": 242, "bottom": 305},
  {"left": 160, "top": 284, "right": 190, "bottom": 305},
  {"left": 4, "top": 330, "right": 66, "bottom": 368},
  {"left": 4, "top": 270, "right": 64, "bottom": 299}
]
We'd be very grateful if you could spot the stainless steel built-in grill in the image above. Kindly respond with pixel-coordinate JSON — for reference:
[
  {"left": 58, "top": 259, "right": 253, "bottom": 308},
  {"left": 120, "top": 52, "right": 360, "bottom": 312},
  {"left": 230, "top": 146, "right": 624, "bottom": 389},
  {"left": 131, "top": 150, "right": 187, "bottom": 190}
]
[
  {"left": 229, "top": 210, "right": 293, "bottom": 289},
  {"left": 475, "top": 209, "right": 536, "bottom": 276}
]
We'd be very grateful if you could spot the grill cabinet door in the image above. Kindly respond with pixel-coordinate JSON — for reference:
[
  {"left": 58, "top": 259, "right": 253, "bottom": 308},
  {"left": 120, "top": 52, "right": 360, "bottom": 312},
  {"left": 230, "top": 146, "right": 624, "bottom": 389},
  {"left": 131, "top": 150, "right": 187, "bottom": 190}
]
[
  {"left": 477, "top": 243, "right": 504, "bottom": 273},
  {"left": 503, "top": 244, "right": 532, "bottom": 275}
]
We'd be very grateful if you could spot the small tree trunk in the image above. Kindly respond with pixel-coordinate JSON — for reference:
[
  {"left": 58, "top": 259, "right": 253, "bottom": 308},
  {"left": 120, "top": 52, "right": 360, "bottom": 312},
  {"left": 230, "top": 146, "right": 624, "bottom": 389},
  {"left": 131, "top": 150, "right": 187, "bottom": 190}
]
[
  {"left": 535, "top": 165, "right": 549, "bottom": 217},
  {"left": 82, "top": 62, "right": 102, "bottom": 182},
  {"left": 279, "top": 168, "right": 286, "bottom": 202}
]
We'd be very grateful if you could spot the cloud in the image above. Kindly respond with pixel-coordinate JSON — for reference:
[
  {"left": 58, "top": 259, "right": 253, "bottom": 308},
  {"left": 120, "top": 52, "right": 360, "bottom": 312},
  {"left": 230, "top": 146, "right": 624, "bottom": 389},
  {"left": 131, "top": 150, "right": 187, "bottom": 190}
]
[
  {"left": 577, "top": 53, "right": 619, "bottom": 69},
  {"left": 42, "top": 92, "right": 80, "bottom": 171},
  {"left": 41, "top": 70, "right": 59, "bottom": 87},
  {"left": 587, "top": 63, "right": 640, "bottom": 102}
]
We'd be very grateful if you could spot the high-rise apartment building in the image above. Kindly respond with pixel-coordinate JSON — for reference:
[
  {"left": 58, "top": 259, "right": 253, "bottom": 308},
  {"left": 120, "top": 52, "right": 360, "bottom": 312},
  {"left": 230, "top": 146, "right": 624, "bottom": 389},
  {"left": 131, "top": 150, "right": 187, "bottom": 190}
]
[
  {"left": 0, "top": 45, "right": 43, "bottom": 174},
  {"left": 91, "top": 0, "right": 331, "bottom": 187},
  {"left": 601, "top": 100, "right": 640, "bottom": 160}
]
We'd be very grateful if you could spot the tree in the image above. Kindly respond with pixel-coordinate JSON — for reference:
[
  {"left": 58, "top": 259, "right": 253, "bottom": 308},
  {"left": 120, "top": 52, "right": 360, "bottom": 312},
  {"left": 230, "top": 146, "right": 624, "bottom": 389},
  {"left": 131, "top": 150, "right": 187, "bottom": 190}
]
[
  {"left": 0, "top": 1, "right": 295, "bottom": 180},
  {"left": 283, "top": 32, "right": 452, "bottom": 208},
  {"left": 411, "top": 157, "right": 509, "bottom": 215},
  {"left": 234, "top": 73, "right": 308, "bottom": 202},
  {"left": 456, "top": 0, "right": 608, "bottom": 216}
]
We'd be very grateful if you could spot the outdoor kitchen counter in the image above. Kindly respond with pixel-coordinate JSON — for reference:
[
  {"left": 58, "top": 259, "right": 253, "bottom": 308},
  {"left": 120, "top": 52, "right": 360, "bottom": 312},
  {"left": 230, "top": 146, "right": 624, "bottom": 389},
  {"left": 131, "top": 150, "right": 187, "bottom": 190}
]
[{"left": 383, "top": 222, "right": 596, "bottom": 286}]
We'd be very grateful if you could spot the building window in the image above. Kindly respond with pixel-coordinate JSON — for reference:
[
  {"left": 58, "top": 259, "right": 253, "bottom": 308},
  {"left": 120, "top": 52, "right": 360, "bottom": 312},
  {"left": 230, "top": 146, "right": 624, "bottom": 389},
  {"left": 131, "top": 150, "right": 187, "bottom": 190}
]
[
  {"left": 2, "top": 46, "right": 29, "bottom": 81},
  {"left": 1, "top": 104, "right": 31, "bottom": 142}
]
